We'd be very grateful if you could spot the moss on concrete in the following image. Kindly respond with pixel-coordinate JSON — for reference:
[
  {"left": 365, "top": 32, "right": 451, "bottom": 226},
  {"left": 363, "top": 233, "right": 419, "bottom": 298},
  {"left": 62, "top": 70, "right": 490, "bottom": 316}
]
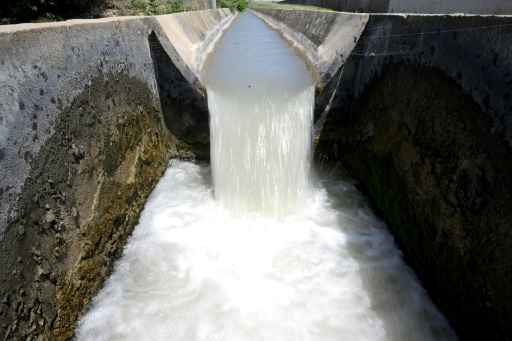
[
  {"left": 0, "top": 72, "right": 178, "bottom": 340},
  {"left": 54, "top": 121, "right": 172, "bottom": 340}
]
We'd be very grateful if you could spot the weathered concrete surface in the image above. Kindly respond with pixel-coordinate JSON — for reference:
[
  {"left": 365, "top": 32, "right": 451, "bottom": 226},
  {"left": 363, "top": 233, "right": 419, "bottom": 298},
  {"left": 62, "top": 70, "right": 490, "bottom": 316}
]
[
  {"left": 318, "top": 13, "right": 512, "bottom": 150},
  {"left": 313, "top": 13, "right": 512, "bottom": 340},
  {"left": 0, "top": 9, "right": 232, "bottom": 340},
  {"left": 250, "top": 8, "right": 368, "bottom": 86},
  {"left": 279, "top": 0, "right": 512, "bottom": 15}
]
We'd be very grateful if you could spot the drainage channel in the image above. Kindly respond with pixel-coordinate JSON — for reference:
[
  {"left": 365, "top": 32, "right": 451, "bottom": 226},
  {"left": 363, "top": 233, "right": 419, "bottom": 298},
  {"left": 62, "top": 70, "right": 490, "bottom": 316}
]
[{"left": 75, "top": 12, "right": 457, "bottom": 340}]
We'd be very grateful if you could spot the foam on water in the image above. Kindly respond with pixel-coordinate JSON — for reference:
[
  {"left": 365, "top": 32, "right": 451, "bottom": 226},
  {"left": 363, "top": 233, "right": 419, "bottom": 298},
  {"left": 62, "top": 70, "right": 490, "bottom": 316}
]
[{"left": 76, "top": 161, "right": 456, "bottom": 340}]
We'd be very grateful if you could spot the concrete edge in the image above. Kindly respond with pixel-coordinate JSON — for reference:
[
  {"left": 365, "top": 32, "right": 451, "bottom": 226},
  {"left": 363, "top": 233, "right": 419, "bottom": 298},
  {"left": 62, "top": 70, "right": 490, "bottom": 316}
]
[{"left": 0, "top": 15, "right": 146, "bottom": 33}]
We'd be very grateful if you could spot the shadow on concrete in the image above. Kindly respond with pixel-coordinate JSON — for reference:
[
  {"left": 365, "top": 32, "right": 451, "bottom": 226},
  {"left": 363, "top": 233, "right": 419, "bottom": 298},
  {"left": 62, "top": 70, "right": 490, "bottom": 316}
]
[{"left": 148, "top": 31, "right": 210, "bottom": 159}]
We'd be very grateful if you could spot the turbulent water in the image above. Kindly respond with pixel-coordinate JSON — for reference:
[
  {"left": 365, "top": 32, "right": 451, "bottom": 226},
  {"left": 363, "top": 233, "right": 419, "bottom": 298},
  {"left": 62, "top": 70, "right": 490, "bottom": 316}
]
[
  {"left": 76, "top": 161, "right": 456, "bottom": 340},
  {"left": 203, "top": 12, "right": 315, "bottom": 218},
  {"left": 75, "top": 12, "right": 457, "bottom": 341}
]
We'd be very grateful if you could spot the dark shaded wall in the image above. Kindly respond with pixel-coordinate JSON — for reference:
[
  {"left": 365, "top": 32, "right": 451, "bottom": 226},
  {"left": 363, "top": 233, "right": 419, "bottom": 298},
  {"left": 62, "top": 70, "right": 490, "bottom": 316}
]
[
  {"left": 149, "top": 31, "right": 210, "bottom": 159},
  {"left": 316, "top": 14, "right": 512, "bottom": 340}
]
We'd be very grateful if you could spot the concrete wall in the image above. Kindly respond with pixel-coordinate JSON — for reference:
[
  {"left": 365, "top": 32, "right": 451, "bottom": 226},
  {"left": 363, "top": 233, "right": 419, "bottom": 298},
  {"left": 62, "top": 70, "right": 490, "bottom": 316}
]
[
  {"left": 253, "top": 8, "right": 512, "bottom": 340},
  {"left": 2, "top": 6, "right": 511, "bottom": 340},
  {"left": 0, "top": 9, "right": 232, "bottom": 339},
  {"left": 280, "top": 0, "right": 512, "bottom": 14},
  {"left": 282, "top": 0, "right": 388, "bottom": 13},
  {"left": 0, "top": 9, "right": 232, "bottom": 238},
  {"left": 184, "top": 0, "right": 217, "bottom": 10}
]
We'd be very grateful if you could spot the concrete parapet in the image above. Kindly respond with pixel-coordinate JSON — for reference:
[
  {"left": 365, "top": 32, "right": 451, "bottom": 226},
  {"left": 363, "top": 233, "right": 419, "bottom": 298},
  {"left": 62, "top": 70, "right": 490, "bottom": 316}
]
[{"left": 388, "top": 0, "right": 512, "bottom": 15}]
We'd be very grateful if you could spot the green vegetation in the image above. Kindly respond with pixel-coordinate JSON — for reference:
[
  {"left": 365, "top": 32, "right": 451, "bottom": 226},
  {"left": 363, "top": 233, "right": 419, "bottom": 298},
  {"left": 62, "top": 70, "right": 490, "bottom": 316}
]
[
  {"left": 217, "top": 0, "right": 247, "bottom": 13},
  {"left": 248, "top": 1, "right": 332, "bottom": 11},
  {"left": 0, "top": 0, "right": 100, "bottom": 24},
  {"left": 0, "top": 0, "right": 332, "bottom": 25},
  {"left": 0, "top": 0, "right": 192, "bottom": 24},
  {"left": 123, "top": 0, "right": 188, "bottom": 16}
]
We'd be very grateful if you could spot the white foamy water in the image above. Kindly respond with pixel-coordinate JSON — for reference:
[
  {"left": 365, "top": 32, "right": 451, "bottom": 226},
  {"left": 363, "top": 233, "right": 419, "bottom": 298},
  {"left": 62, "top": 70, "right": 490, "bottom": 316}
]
[
  {"left": 203, "top": 12, "right": 315, "bottom": 218},
  {"left": 76, "top": 161, "right": 456, "bottom": 340},
  {"left": 76, "top": 12, "right": 457, "bottom": 340}
]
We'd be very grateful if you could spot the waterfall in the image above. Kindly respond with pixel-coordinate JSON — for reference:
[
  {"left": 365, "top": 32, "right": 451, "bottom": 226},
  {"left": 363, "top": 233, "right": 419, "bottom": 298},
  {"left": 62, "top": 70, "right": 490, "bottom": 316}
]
[
  {"left": 75, "top": 12, "right": 457, "bottom": 341},
  {"left": 203, "top": 12, "right": 315, "bottom": 218},
  {"left": 208, "top": 86, "right": 314, "bottom": 218}
]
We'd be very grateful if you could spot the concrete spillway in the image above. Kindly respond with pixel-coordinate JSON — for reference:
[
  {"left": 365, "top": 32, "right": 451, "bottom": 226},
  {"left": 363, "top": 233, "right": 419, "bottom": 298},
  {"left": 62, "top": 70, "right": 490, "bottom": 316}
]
[
  {"left": 75, "top": 13, "right": 455, "bottom": 339},
  {"left": 0, "top": 7, "right": 511, "bottom": 340}
]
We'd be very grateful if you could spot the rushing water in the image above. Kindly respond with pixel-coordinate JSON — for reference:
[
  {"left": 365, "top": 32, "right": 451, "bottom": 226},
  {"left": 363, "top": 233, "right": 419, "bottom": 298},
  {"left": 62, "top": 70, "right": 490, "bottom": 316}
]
[
  {"left": 203, "top": 12, "right": 315, "bottom": 219},
  {"left": 76, "top": 12, "right": 457, "bottom": 340}
]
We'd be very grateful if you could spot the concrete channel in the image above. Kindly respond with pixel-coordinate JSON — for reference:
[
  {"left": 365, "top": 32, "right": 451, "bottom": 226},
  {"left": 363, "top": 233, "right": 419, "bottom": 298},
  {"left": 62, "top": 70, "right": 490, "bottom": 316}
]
[{"left": 0, "top": 7, "right": 511, "bottom": 340}]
